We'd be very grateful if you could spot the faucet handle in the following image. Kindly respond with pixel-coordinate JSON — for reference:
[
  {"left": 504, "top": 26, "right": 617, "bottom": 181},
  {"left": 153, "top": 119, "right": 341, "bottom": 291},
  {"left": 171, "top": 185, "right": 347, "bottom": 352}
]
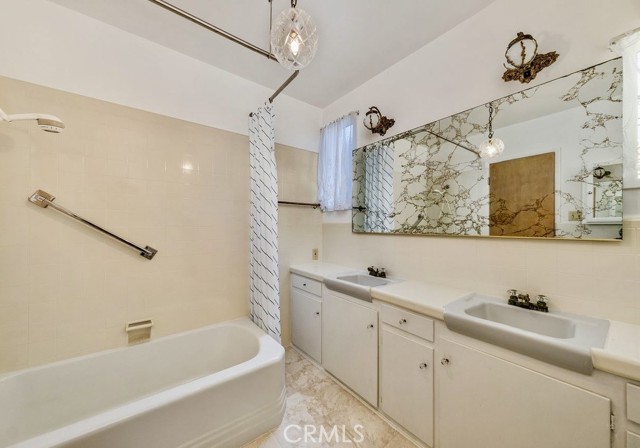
[
  {"left": 507, "top": 289, "right": 518, "bottom": 296},
  {"left": 536, "top": 294, "right": 548, "bottom": 303}
]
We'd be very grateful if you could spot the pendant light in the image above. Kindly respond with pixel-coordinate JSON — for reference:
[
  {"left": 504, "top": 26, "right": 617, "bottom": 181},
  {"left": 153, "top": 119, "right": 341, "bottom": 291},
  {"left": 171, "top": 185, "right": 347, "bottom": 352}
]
[
  {"left": 478, "top": 103, "right": 505, "bottom": 159},
  {"left": 270, "top": 0, "right": 318, "bottom": 70}
]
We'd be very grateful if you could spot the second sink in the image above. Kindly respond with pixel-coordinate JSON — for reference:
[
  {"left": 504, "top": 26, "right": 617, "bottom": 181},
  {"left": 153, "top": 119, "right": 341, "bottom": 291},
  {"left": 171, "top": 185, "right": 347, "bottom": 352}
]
[{"left": 444, "top": 294, "right": 609, "bottom": 374}]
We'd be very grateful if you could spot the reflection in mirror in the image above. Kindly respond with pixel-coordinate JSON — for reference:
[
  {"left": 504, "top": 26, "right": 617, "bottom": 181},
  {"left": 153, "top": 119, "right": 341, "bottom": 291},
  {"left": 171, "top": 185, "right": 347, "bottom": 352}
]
[{"left": 353, "top": 58, "right": 623, "bottom": 240}]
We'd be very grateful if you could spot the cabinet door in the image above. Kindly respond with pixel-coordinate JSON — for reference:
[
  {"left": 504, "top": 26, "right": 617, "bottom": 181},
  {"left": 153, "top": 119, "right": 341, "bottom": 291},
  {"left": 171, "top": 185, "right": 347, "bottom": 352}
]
[
  {"left": 322, "top": 291, "right": 378, "bottom": 406},
  {"left": 291, "top": 288, "right": 321, "bottom": 363},
  {"left": 437, "top": 338, "right": 611, "bottom": 448},
  {"left": 381, "top": 327, "right": 433, "bottom": 446}
]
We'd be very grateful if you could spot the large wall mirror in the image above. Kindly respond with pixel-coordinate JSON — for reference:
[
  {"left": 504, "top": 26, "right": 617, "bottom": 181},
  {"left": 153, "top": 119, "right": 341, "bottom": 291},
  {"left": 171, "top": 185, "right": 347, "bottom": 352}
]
[{"left": 353, "top": 58, "right": 623, "bottom": 240}]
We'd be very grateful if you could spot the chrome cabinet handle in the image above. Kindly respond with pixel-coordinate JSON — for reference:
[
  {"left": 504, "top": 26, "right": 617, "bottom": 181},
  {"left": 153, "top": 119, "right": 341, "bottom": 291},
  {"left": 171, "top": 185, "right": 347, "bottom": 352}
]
[
  {"left": 419, "top": 363, "right": 428, "bottom": 370},
  {"left": 367, "top": 324, "right": 375, "bottom": 329},
  {"left": 441, "top": 358, "right": 450, "bottom": 366},
  {"left": 399, "top": 318, "right": 407, "bottom": 325}
]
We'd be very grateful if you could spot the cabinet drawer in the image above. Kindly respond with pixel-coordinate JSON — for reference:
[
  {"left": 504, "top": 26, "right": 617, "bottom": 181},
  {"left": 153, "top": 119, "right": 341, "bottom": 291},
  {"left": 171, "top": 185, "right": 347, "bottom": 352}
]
[
  {"left": 381, "top": 303, "right": 434, "bottom": 341},
  {"left": 291, "top": 274, "right": 322, "bottom": 297},
  {"left": 628, "top": 384, "right": 640, "bottom": 424}
]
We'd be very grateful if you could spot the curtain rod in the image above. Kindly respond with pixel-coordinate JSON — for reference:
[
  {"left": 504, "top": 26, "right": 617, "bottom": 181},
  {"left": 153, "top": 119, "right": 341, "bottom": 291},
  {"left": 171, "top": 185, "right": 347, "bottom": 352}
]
[
  {"left": 249, "top": 71, "right": 301, "bottom": 116},
  {"left": 322, "top": 110, "right": 360, "bottom": 129},
  {"left": 147, "top": 0, "right": 277, "bottom": 61}
]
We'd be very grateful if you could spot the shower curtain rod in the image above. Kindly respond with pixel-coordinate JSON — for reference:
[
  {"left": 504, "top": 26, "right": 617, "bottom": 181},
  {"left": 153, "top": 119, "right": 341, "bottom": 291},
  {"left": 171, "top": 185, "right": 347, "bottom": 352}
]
[
  {"left": 146, "top": 0, "right": 301, "bottom": 110},
  {"left": 147, "top": 0, "right": 277, "bottom": 61}
]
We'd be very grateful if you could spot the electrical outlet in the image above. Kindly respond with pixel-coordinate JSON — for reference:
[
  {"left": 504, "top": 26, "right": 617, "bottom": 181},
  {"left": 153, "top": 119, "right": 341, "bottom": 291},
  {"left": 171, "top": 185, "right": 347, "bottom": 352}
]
[
  {"left": 568, "top": 210, "right": 582, "bottom": 221},
  {"left": 312, "top": 248, "right": 319, "bottom": 260}
]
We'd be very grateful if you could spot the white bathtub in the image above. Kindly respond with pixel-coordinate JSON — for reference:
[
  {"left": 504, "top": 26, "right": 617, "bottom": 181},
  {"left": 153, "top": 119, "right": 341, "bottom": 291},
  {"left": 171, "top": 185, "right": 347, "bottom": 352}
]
[{"left": 0, "top": 318, "right": 285, "bottom": 448}]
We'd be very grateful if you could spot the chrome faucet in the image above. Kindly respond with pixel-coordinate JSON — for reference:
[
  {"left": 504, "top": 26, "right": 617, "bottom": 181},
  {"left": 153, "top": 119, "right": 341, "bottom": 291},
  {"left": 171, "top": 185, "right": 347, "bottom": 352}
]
[
  {"left": 507, "top": 289, "right": 549, "bottom": 312},
  {"left": 367, "top": 266, "right": 386, "bottom": 278}
]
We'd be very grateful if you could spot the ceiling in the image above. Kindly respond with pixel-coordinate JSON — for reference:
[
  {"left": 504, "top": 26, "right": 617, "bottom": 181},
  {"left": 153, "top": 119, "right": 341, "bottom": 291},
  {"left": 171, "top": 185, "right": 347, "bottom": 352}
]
[{"left": 47, "top": 0, "right": 495, "bottom": 108}]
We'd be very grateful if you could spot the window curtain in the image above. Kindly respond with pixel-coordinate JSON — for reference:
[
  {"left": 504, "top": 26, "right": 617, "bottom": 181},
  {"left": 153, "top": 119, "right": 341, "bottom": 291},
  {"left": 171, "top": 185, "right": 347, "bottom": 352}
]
[
  {"left": 318, "top": 112, "right": 357, "bottom": 211},
  {"left": 364, "top": 142, "right": 395, "bottom": 232},
  {"left": 611, "top": 29, "right": 640, "bottom": 189},
  {"left": 248, "top": 105, "right": 280, "bottom": 342}
]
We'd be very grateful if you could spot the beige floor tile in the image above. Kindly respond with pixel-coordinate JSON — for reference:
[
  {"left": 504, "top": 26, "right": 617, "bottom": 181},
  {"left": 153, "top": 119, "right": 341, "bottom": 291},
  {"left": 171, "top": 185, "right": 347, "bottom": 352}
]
[{"left": 242, "top": 348, "right": 418, "bottom": 448}]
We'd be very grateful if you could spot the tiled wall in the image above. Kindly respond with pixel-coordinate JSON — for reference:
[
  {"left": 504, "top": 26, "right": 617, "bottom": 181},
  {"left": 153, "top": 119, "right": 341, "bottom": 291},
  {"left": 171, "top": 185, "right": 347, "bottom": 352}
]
[
  {"left": 323, "top": 220, "right": 640, "bottom": 325},
  {"left": 0, "top": 76, "right": 318, "bottom": 373},
  {"left": 276, "top": 145, "right": 322, "bottom": 346}
]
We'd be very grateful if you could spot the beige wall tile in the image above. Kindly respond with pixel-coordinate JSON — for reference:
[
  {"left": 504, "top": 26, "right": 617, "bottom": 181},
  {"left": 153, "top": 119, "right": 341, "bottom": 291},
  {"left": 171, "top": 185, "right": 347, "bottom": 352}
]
[{"left": 0, "top": 75, "right": 264, "bottom": 373}]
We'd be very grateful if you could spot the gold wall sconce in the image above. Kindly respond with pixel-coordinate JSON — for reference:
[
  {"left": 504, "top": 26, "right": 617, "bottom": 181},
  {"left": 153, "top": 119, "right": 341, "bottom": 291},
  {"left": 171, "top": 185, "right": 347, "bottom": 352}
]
[
  {"left": 363, "top": 106, "right": 395, "bottom": 136},
  {"left": 502, "top": 32, "right": 559, "bottom": 84}
]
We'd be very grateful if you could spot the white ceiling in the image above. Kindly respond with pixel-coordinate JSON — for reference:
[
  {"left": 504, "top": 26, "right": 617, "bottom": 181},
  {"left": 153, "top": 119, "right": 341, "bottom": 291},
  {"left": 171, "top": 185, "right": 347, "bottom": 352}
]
[{"left": 47, "top": 0, "right": 495, "bottom": 108}]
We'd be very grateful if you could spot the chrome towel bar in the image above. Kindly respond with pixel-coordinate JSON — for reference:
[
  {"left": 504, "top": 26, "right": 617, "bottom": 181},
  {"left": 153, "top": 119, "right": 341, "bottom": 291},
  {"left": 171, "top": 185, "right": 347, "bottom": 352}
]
[{"left": 28, "top": 189, "right": 158, "bottom": 260}]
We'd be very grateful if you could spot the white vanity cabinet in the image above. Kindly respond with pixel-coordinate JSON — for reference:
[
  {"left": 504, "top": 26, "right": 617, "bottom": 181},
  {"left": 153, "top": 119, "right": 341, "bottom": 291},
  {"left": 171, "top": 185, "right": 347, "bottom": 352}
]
[
  {"left": 380, "top": 304, "right": 434, "bottom": 446},
  {"left": 291, "top": 274, "right": 322, "bottom": 363},
  {"left": 437, "top": 337, "right": 612, "bottom": 448},
  {"left": 322, "top": 290, "right": 378, "bottom": 406}
]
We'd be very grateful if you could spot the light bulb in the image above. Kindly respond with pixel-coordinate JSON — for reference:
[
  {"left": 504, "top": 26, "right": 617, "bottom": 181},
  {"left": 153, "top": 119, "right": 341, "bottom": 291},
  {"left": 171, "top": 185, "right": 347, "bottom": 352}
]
[
  {"left": 288, "top": 32, "right": 301, "bottom": 56},
  {"left": 478, "top": 137, "right": 505, "bottom": 159}
]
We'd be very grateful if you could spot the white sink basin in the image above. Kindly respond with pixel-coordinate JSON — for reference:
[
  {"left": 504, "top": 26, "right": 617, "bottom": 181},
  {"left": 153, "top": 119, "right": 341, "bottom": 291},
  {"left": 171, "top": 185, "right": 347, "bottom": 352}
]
[
  {"left": 324, "top": 272, "right": 398, "bottom": 302},
  {"left": 444, "top": 294, "right": 609, "bottom": 374}
]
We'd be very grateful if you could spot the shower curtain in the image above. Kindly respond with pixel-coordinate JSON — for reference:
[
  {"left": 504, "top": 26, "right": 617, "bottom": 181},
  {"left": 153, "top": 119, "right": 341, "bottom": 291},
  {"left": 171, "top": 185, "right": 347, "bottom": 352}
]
[
  {"left": 364, "top": 142, "right": 395, "bottom": 232},
  {"left": 248, "top": 105, "right": 281, "bottom": 342}
]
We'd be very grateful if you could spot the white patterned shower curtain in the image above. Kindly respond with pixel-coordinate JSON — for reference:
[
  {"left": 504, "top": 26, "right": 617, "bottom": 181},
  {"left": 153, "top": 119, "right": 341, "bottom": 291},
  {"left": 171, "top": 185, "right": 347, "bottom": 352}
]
[
  {"left": 364, "top": 142, "right": 395, "bottom": 232},
  {"left": 249, "top": 105, "right": 280, "bottom": 342}
]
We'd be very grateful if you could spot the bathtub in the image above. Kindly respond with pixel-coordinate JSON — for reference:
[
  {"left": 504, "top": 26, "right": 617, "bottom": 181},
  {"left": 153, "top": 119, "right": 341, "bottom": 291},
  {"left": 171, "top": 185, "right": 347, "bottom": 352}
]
[{"left": 0, "top": 318, "right": 285, "bottom": 448}]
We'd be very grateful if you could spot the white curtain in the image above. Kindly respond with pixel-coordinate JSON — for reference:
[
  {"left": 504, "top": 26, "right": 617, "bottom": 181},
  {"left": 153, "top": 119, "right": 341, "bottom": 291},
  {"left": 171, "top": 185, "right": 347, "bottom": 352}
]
[
  {"left": 364, "top": 142, "right": 395, "bottom": 232},
  {"left": 611, "top": 29, "right": 640, "bottom": 189},
  {"left": 249, "top": 105, "right": 280, "bottom": 342},
  {"left": 318, "top": 112, "right": 357, "bottom": 211}
]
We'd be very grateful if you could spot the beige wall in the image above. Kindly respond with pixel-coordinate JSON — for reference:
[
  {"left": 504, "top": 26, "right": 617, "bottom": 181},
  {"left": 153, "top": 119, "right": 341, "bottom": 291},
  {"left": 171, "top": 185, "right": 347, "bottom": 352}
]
[
  {"left": 0, "top": 76, "right": 258, "bottom": 373},
  {"left": 323, "top": 221, "right": 640, "bottom": 325},
  {"left": 276, "top": 146, "right": 322, "bottom": 346}
]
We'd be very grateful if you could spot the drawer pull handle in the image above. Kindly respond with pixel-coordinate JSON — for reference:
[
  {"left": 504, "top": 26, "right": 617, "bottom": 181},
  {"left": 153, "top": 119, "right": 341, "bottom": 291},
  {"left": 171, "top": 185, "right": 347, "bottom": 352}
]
[
  {"left": 399, "top": 318, "right": 407, "bottom": 325},
  {"left": 419, "top": 363, "right": 428, "bottom": 370},
  {"left": 367, "top": 324, "right": 375, "bottom": 329},
  {"left": 315, "top": 311, "right": 320, "bottom": 316},
  {"left": 441, "top": 358, "right": 450, "bottom": 366},
  {"left": 303, "top": 283, "right": 307, "bottom": 286}
]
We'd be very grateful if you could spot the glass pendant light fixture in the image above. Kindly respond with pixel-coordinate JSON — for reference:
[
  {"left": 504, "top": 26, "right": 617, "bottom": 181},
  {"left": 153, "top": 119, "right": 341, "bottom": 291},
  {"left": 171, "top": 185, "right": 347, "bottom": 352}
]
[
  {"left": 270, "top": 0, "right": 318, "bottom": 70},
  {"left": 478, "top": 103, "right": 505, "bottom": 159}
]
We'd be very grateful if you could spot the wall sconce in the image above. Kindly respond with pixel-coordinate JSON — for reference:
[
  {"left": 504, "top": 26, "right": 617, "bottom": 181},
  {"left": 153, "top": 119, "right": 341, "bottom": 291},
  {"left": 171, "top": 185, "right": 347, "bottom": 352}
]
[
  {"left": 363, "top": 106, "right": 395, "bottom": 136},
  {"left": 502, "top": 32, "right": 559, "bottom": 84}
]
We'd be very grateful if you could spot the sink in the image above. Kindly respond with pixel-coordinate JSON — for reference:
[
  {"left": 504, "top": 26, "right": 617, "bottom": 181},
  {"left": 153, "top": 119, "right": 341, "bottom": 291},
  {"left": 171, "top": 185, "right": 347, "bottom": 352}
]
[
  {"left": 465, "top": 302, "right": 576, "bottom": 339},
  {"left": 336, "top": 274, "right": 391, "bottom": 287},
  {"left": 444, "top": 294, "right": 609, "bottom": 374},
  {"left": 324, "top": 272, "right": 398, "bottom": 302}
]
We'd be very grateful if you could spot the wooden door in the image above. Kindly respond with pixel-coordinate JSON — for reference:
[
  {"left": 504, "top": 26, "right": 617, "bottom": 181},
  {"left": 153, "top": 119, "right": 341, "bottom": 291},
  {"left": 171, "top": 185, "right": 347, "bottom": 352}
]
[
  {"left": 291, "top": 288, "right": 322, "bottom": 363},
  {"left": 322, "top": 292, "right": 378, "bottom": 406},
  {"left": 489, "top": 152, "right": 555, "bottom": 237},
  {"left": 380, "top": 327, "right": 434, "bottom": 446},
  {"left": 437, "top": 338, "right": 611, "bottom": 448}
]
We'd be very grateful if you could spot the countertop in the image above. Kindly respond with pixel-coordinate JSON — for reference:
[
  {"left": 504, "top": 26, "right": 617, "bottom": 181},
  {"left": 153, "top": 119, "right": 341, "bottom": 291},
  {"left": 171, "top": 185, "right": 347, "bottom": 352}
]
[{"left": 290, "top": 261, "right": 640, "bottom": 382}]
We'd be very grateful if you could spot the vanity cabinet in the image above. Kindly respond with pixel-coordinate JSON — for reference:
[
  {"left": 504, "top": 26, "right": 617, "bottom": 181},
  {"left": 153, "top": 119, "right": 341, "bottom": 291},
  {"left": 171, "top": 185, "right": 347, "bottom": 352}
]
[
  {"left": 380, "top": 326, "right": 433, "bottom": 446},
  {"left": 322, "top": 290, "right": 378, "bottom": 406},
  {"left": 437, "top": 337, "right": 612, "bottom": 448},
  {"left": 291, "top": 274, "right": 322, "bottom": 363}
]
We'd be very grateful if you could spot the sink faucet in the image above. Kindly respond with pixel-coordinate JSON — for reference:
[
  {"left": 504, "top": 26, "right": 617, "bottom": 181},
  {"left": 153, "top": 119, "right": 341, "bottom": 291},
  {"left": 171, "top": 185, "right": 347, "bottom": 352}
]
[
  {"left": 367, "top": 266, "right": 386, "bottom": 278},
  {"left": 507, "top": 289, "right": 549, "bottom": 312}
]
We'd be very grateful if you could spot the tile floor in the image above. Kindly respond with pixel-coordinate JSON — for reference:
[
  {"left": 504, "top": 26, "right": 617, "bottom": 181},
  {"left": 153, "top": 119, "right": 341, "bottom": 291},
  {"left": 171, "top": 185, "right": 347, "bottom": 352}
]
[{"left": 241, "top": 348, "right": 417, "bottom": 448}]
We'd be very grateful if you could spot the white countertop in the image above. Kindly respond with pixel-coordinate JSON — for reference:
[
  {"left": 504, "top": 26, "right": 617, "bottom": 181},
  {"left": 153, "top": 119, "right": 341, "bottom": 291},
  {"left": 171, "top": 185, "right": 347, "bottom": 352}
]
[
  {"left": 371, "top": 281, "right": 471, "bottom": 320},
  {"left": 290, "top": 262, "right": 354, "bottom": 282},
  {"left": 290, "top": 262, "right": 640, "bottom": 382}
]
